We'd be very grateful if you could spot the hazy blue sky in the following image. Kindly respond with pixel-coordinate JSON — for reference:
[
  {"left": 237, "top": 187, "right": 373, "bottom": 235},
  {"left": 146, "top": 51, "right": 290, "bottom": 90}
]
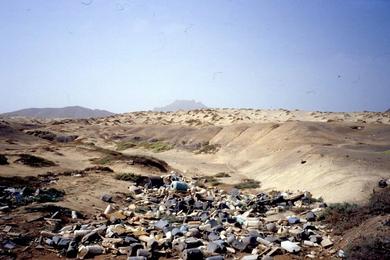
[{"left": 1, "top": 0, "right": 389, "bottom": 113}]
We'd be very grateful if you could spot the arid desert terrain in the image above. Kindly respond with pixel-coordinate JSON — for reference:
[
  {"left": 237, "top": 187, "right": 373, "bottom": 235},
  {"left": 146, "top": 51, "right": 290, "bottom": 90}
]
[{"left": 0, "top": 108, "right": 389, "bottom": 259}]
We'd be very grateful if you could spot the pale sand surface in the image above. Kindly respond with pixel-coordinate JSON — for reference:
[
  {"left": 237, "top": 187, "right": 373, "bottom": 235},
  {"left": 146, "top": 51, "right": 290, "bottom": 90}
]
[{"left": 1, "top": 108, "right": 389, "bottom": 207}]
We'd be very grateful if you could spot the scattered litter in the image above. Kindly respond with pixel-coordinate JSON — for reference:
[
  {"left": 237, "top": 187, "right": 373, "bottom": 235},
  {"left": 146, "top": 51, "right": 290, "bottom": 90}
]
[{"left": 0, "top": 173, "right": 338, "bottom": 258}]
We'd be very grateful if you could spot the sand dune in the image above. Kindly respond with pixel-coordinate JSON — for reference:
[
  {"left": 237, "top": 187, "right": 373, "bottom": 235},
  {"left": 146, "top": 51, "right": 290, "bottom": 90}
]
[{"left": 1, "top": 109, "right": 388, "bottom": 203}]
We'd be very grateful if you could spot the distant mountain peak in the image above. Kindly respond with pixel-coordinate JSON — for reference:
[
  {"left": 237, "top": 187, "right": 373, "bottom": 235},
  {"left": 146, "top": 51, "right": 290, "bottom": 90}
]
[
  {"left": 153, "top": 100, "right": 207, "bottom": 112},
  {"left": 1, "top": 106, "right": 115, "bottom": 119}
]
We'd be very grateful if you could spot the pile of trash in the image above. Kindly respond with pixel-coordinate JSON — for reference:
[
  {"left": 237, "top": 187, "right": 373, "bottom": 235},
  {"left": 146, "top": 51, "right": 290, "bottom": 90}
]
[
  {"left": 0, "top": 176, "right": 64, "bottom": 212},
  {"left": 2, "top": 173, "right": 344, "bottom": 259}
]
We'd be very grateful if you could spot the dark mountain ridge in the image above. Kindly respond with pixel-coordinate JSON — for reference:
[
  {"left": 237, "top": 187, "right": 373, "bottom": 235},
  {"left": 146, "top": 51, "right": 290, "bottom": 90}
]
[{"left": 1, "top": 106, "right": 115, "bottom": 119}]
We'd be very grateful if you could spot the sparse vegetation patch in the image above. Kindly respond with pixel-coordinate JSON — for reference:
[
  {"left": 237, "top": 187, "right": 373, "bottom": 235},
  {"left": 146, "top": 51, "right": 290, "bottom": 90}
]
[
  {"left": 234, "top": 178, "right": 261, "bottom": 189},
  {"left": 195, "top": 176, "right": 222, "bottom": 187},
  {"left": 194, "top": 142, "right": 220, "bottom": 154},
  {"left": 116, "top": 140, "right": 173, "bottom": 153},
  {"left": 115, "top": 172, "right": 143, "bottom": 183},
  {"left": 214, "top": 172, "right": 231, "bottom": 178},
  {"left": 382, "top": 150, "right": 390, "bottom": 155},
  {"left": 320, "top": 187, "right": 390, "bottom": 235},
  {"left": 15, "top": 154, "right": 56, "bottom": 167},
  {"left": 116, "top": 141, "right": 137, "bottom": 151}
]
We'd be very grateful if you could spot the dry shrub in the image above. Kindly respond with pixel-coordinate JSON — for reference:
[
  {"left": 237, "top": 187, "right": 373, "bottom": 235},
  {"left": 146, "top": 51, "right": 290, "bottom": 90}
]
[
  {"left": 346, "top": 229, "right": 390, "bottom": 260},
  {"left": 234, "top": 179, "right": 261, "bottom": 190},
  {"left": 214, "top": 172, "right": 231, "bottom": 178},
  {"left": 15, "top": 154, "right": 56, "bottom": 167},
  {"left": 321, "top": 187, "right": 390, "bottom": 235},
  {"left": 115, "top": 172, "right": 143, "bottom": 183}
]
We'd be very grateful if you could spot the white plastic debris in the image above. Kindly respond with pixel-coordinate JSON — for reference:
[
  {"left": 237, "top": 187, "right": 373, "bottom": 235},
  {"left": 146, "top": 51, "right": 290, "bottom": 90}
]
[{"left": 281, "top": 240, "right": 301, "bottom": 253}]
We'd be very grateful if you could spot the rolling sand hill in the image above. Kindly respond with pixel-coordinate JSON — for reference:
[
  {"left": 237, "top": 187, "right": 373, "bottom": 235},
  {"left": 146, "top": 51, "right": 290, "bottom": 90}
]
[{"left": 1, "top": 108, "right": 389, "bottom": 204}]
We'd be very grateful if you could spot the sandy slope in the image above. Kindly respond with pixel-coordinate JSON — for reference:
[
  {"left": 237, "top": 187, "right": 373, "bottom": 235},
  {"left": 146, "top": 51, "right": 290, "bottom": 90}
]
[{"left": 1, "top": 109, "right": 389, "bottom": 204}]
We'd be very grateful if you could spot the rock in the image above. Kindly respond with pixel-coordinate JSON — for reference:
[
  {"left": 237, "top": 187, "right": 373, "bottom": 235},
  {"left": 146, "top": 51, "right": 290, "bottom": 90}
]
[
  {"left": 7, "top": 172, "right": 337, "bottom": 259},
  {"left": 147, "top": 238, "right": 159, "bottom": 251},
  {"left": 0, "top": 154, "right": 8, "bottom": 165},
  {"left": 207, "top": 241, "right": 225, "bottom": 254},
  {"left": 52, "top": 236, "right": 61, "bottom": 245},
  {"left": 128, "top": 185, "right": 143, "bottom": 195},
  {"left": 208, "top": 232, "right": 220, "bottom": 241},
  {"left": 281, "top": 241, "right": 301, "bottom": 253},
  {"left": 128, "top": 243, "right": 144, "bottom": 256},
  {"left": 66, "top": 240, "right": 77, "bottom": 258},
  {"left": 303, "top": 223, "right": 317, "bottom": 230},
  {"left": 242, "top": 236, "right": 258, "bottom": 249},
  {"left": 309, "top": 234, "right": 321, "bottom": 243},
  {"left": 184, "top": 237, "right": 204, "bottom": 249},
  {"left": 125, "top": 236, "right": 139, "bottom": 244},
  {"left": 378, "top": 179, "right": 388, "bottom": 188},
  {"left": 320, "top": 237, "right": 333, "bottom": 248},
  {"left": 289, "top": 227, "right": 303, "bottom": 237},
  {"left": 57, "top": 238, "right": 71, "bottom": 248},
  {"left": 3, "top": 241, "right": 16, "bottom": 250},
  {"left": 154, "top": 219, "right": 169, "bottom": 230},
  {"left": 101, "top": 194, "right": 113, "bottom": 202},
  {"left": 306, "top": 212, "right": 316, "bottom": 221},
  {"left": 288, "top": 217, "right": 300, "bottom": 224},
  {"left": 182, "top": 248, "right": 204, "bottom": 260},
  {"left": 45, "top": 238, "right": 54, "bottom": 246},
  {"left": 137, "top": 249, "right": 151, "bottom": 258},
  {"left": 188, "top": 228, "right": 201, "bottom": 238},
  {"left": 266, "top": 223, "right": 277, "bottom": 232},
  {"left": 171, "top": 227, "right": 183, "bottom": 237},
  {"left": 231, "top": 239, "right": 247, "bottom": 251},
  {"left": 319, "top": 202, "right": 327, "bottom": 208}
]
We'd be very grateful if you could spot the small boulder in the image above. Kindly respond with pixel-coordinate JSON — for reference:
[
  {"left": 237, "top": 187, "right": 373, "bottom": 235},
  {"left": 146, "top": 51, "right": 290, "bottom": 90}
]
[
  {"left": 306, "top": 211, "right": 316, "bottom": 221},
  {"left": 182, "top": 248, "right": 203, "bottom": 260},
  {"left": 288, "top": 217, "right": 300, "bottom": 224},
  {"left": 0, "top": 154, "right": 8, "bottom": 165},
  {"left": 266, "top": 222, "right": 277, "bottom": 232},
  {"left": 321, "top": 237, "right": 333, "bottom": 248},
  {"left": 101, "top": 194, "right": 112, "bottom": 203}
]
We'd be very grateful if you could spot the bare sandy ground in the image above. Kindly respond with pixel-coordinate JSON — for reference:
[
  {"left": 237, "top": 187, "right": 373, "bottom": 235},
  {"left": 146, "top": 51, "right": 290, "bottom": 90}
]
[{"left": 1, "top": 108, "right": 389, "bottom": 209}]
